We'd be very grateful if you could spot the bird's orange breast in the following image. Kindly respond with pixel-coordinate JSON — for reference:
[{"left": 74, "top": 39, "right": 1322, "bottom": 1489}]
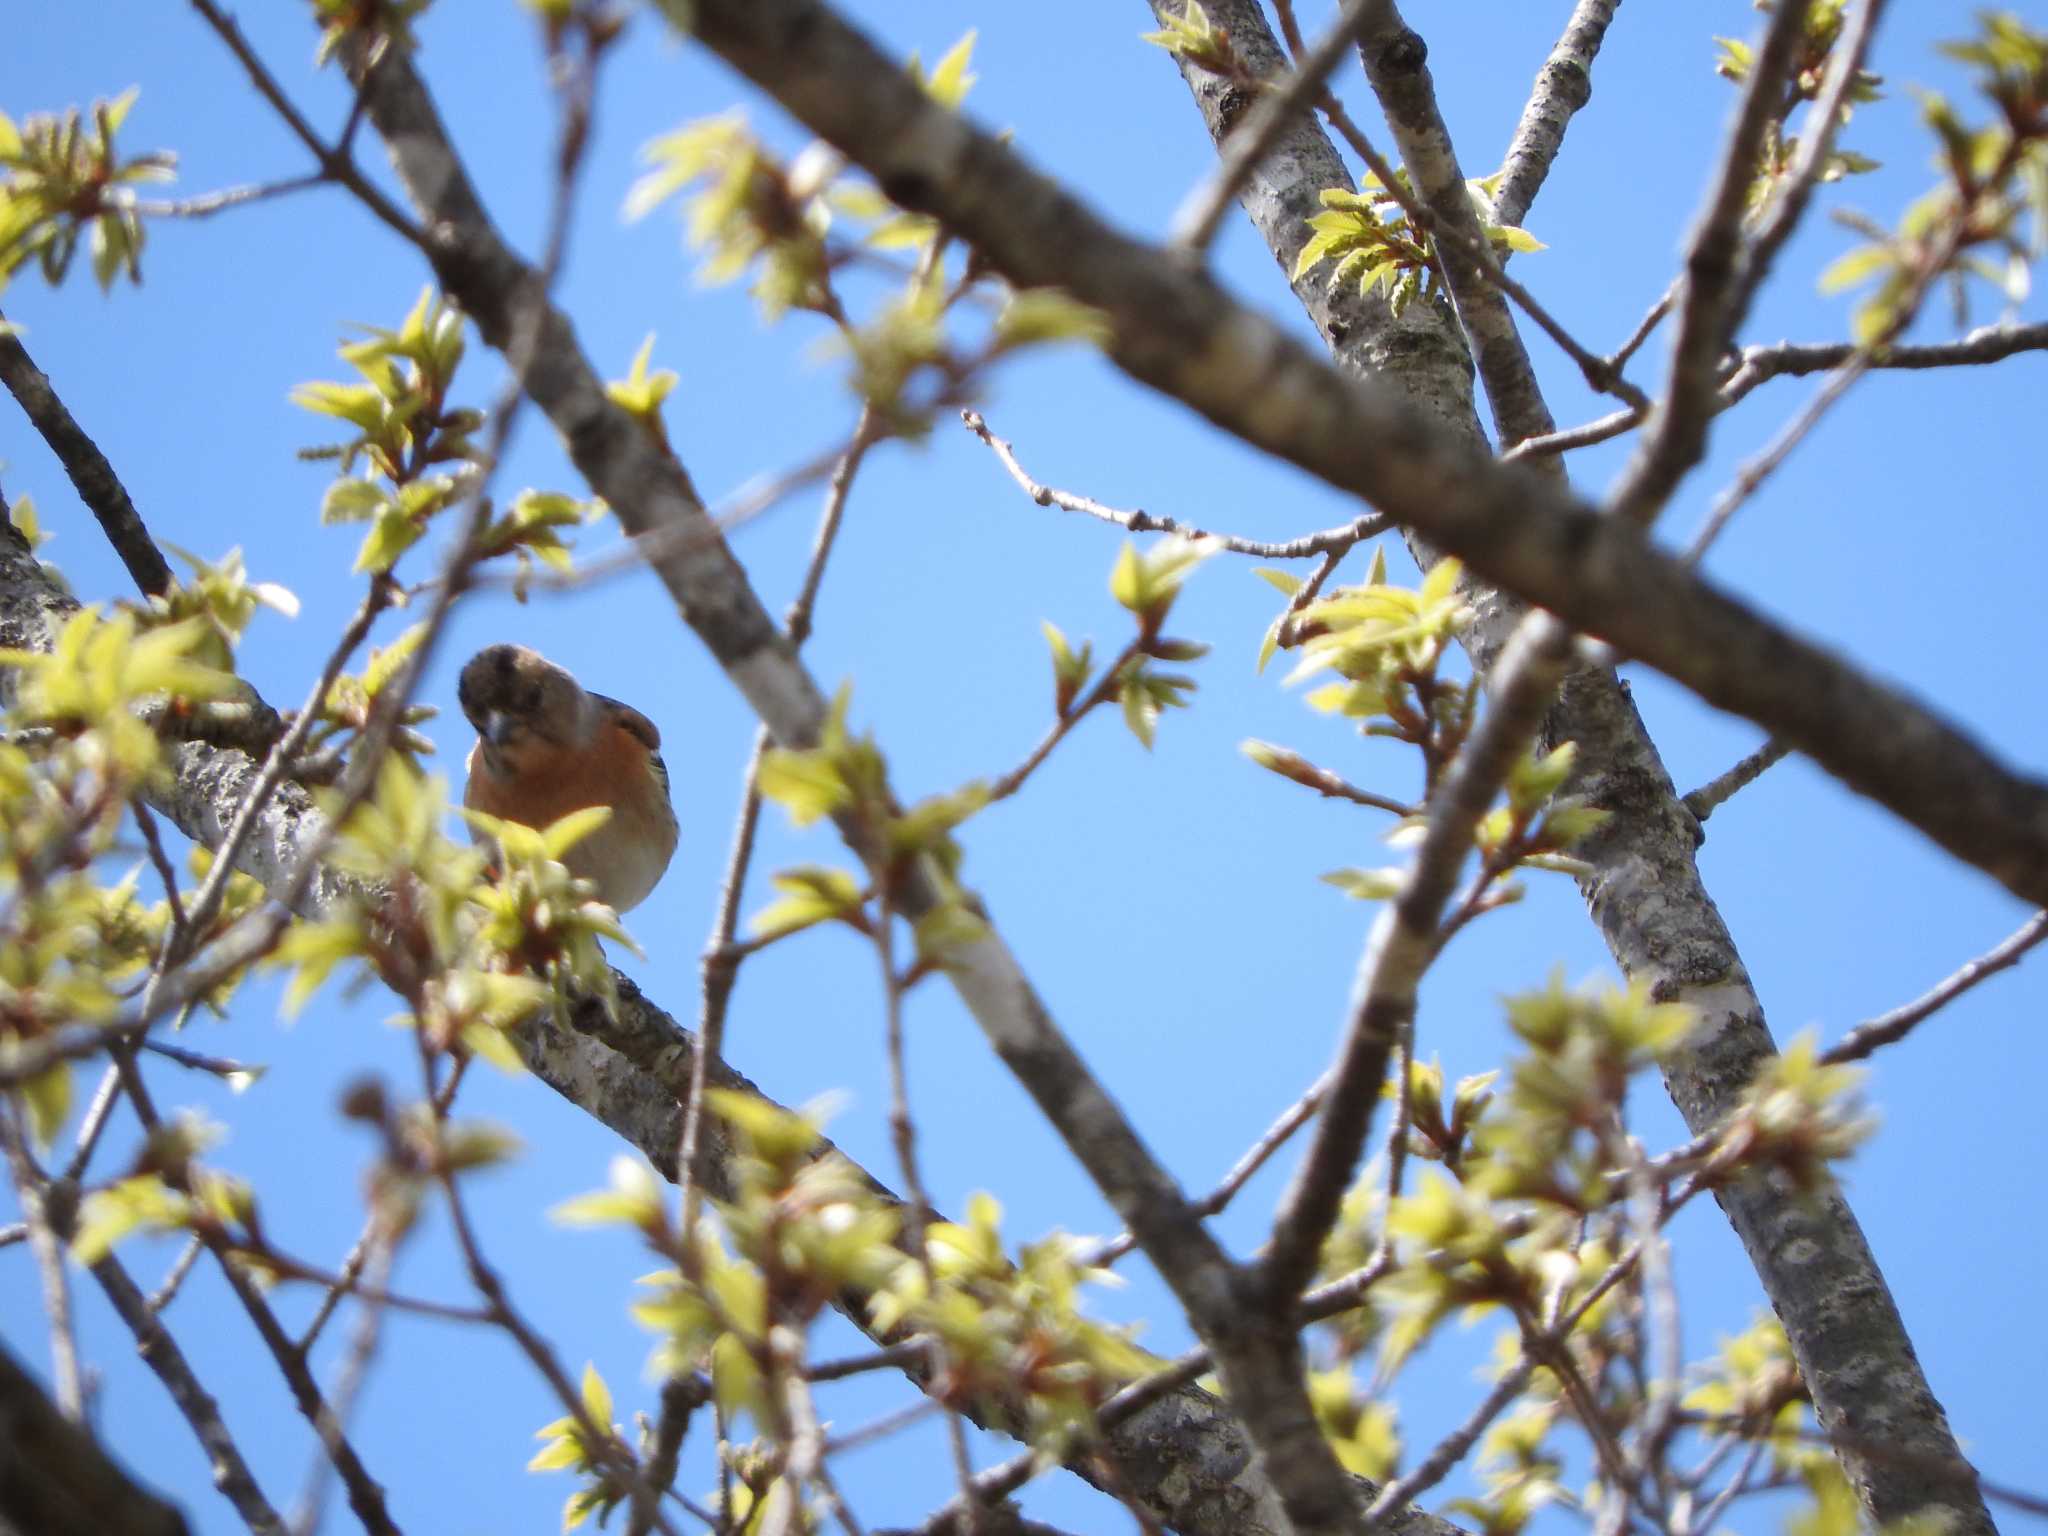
[{"left": 463, "top": 719, "right": 678, "bottom": 912}]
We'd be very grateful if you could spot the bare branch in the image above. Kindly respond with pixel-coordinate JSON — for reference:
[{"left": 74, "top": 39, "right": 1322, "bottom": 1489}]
[
  {"left": 963, "top": 411, "right": 1387, "bottom": 558},
  {"left": 1355, "top": 0, "right": 1561, "bottom": 455},
  {"left": 87, "top": 1254, "right": 287, "bottom": 1534},
  {"left": 1607, "top": 0, "right": 1816, "bottom": 525},
  {"left": 184, "top": 0, "right": 426, "bottom": 248},
  {"left": 1824, "top": 910, "right": 2048, "bottom": 1065},
  {"left": 1491, "top": 0, "right": 1623, "bottom": 228},
  {"left": 0, "top": 323, "right": 174, "bottom": 596},
  {"left": 1681, "top": 737, "right": 1791, "bottom": 824},
  {"left": 1725, "top": 320, "right": 2048, "bottom": 393},
  {"left": 0, "top": 1110, "right": 82, "bottom": 1421},
  {"left": 134, "top": 174, "right": 326, "bottom": 220}
]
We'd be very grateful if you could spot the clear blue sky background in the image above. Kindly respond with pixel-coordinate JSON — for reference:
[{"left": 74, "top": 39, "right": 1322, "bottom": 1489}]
[{"left": 5, "top": 3, "right": 2046, "bottom": 1532}]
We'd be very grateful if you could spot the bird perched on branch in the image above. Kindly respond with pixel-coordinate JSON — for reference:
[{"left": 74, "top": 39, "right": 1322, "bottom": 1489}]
[{"left": 458, "top": 643, "right": 678, "bottom": 914}]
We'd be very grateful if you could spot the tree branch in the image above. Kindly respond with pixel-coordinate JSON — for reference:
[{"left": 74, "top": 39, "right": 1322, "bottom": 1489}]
[
  {"left": 0, "top": 322, "right": 175, "bottom": 596},
  {"left": 1125, "top": 4, "right": 1991, "bottom": 1530},
  {"left": 1355, "top": 0, "right": 1560, "bottom": 455},
  {"left": 337, "top": 38, "right": 1460, "bottom": 1536},
  {"left": 1823, "top": 909, "right": 2048, "bottom": 1066},
  {"left": 687, "top": 0, "right": 2048, "bottom": 952},
  {"left": 1261, "top": 617, "right": 1572, "bottom": 1302},
  {"left": 1606, "top": 0, "right": 1815, "bottom": 525},
  {"left": 0, "top": 1338, "right": 193, "bottom": 1536},
  {"left": 1169, "top": 0, "right": 1374, "bottom": 253},
  {"left": 963, "top": 410, "right": 1388, "bottom": 557},
  {"left": 1490, "top": 0, "right": 1622, "bottom": 228}
]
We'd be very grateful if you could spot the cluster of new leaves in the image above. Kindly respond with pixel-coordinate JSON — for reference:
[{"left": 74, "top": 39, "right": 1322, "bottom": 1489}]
[
  {"left": 1295, "top": 174, "right": 1544, "bottom": 319},
  {"left": 1350, "top": 981, "right": 1695, "bottom": 1373},
  {"left": 1821, "top": 11, "right": 2048, "bottom": 341},
  {"left": 0, "top": 608, "right": 238, "bottom": 1140},
  {"left": 870, "top": 1192, "right": 1154, "bottom": 1452},
  {"left": 1037, "top": 534, "right": 1215, "bottom": 751},
  {"left": 294, "top": 623, "right": 439, "bottom": 772},
  {"left": 272, "top": 756, "right": 632, "bottom": 1065},
  {"left": 308, "top": 0, "right": 432, "bottom": 67},
  {"left": 548, "top": 1094, "right": 1146, "bottom": 1531},
  {"left": 626, "top": 29, "right": 1109, "bottom": 436},
  {"left": 751, "top": 684, "right": 991, "bottom": 966},
  {"left": 124, "top": 546, "right": 301, "bottom": 672},
  {"left": 1243, "top": 554, "right": 1606, "bottom": 908},
  {"left": 295, "top": 287, "right": 488, "bottom": 575},
  {"left": 0, "top": 88, "right": 174, "bottom": 295},
  {"left": 295, "top": 288, "right": 606, "bottom": 582},
  {"left": 1140, "top": 0, "right": 1238, "bottom": 77},
  {"left": 1716, "top": 0, "right": 1887, "bottom": 224},
  {"left": 1289, "top": 973, "right": 1884, "bottom": 1534},
  {"left": 69, "top": 1111, "right": 256, "bottom": 1266}
]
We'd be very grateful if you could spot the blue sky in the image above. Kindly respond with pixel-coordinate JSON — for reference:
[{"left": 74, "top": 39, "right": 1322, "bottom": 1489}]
[{"left": 5, "top": 2, "right": 2046, "bottom": 1532}]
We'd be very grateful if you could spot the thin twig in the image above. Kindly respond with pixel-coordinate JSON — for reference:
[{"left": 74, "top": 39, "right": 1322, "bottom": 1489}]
[
  {"left": 1499, "top": 403, "right": 1640, "bottom": 463},
  {"left": 175, "top": 577, "right": 394, "bottom": 947},
  {"left": 1723, "top": 321, "right": 2048, "bottom": 396},
  {"left": 186, "top": 0, "right": 426, "bottom": 247},
  {"left": 679, "top": 415, "right": 876, "bottom": 1231},
  {"left": 113, "top": 1050, "right": 399, "bottom": 1534},
  {"left": 1824, "top": 910, "right": 2048, "bottom": 1065},
  {"left": 874, "top": 884, "right": 981, "bottom": 1530},
  {"left": 0, "top": 1107, "right": 82, "bottom": 1419},
  {"left": 1683, "top": 358, "right": 1866, "bottom": 562},
  {"left": 962, "top": 410, "right": 1387, "bottom": 558},
  {"left": 1089, "top": 1070, "right": 1333, "bottom": 1267},
  {"left": 1733, "top": 0, "right": 1889, "bottom": 321},
  {"left": 1681, "top": 738, "right": 1791, "bottom": 824},
  {"left": 290, "top": 1239, "right": 395, "bottom": 1536},
  {"left": 89, "top": 1250, "right": 289, "bottom": 1533},
  {"left": 145, "top": 1234, "right": 206, "bottom": 1315},
  {"left": 1611, "top": 282, "right": 1678, "bottom": 373},
  {"left": 138, "top": 1038, "right": 264, "bottom": 1082},
  {"left": 135, "top": 174, "right": 326, "bottom": 220}
]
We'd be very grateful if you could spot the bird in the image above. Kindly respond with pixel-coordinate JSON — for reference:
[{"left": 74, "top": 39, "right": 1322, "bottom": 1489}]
[{"left": 457, "top": 643, "right": 678, "bottom": 914}]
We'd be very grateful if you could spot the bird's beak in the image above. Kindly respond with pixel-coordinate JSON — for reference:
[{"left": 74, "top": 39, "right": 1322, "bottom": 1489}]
[{"left": 480, "top": 710, "right": 520, "bottom": 748}]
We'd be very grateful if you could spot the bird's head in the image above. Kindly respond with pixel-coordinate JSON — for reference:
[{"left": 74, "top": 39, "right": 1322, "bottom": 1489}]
[{"left": 458, "top": 644, "right": 597, "bottom": 767}]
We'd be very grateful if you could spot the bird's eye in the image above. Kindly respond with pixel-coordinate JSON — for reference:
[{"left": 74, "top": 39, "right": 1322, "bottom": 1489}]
[{"left": 521, "top": 685, "right": 543, "bottom": 712}]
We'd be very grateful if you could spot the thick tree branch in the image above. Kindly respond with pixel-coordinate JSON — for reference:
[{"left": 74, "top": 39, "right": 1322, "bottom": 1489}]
[
  {"left": 0, "top": 1338, "right": 192, "bottom": 1536},
  {"left": 1490, "top": 0, "right": 1622, "bottom": 228},
  {"left": 0, "top": 322, "right": 175, "bottom": 596},
  {"left": 1355, "top": 0, "right": 1559, "bottom": 454},
  {"left": 1169, "top": 0, "right": 1373, "bottom": 253}
]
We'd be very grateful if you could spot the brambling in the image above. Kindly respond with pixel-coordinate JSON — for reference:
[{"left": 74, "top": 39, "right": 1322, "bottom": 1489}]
[{"left": 457, "top": 644, "right": 679, "bottom": 914}]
